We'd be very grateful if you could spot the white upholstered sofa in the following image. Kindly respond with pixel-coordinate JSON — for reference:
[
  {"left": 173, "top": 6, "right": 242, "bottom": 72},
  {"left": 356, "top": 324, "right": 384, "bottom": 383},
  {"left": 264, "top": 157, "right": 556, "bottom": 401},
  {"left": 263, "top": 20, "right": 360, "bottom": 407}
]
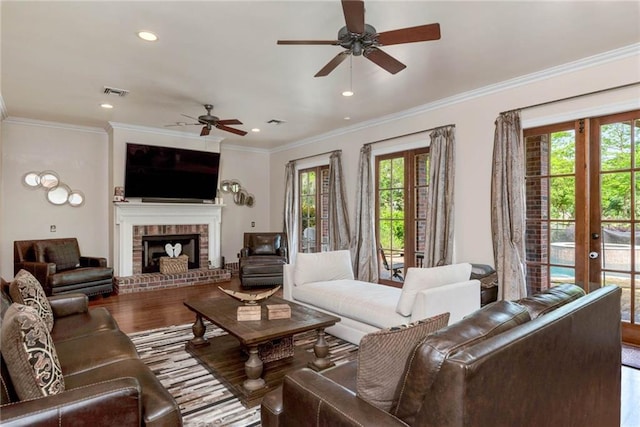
[{"left": 283, "top": 250, "right": 481, "bottom": 344}]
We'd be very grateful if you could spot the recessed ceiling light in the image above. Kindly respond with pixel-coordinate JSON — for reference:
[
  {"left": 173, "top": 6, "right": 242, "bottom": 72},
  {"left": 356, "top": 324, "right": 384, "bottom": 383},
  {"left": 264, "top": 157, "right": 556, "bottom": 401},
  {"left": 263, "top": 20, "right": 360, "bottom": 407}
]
[
  {"left": 137, "top": 31, "right": 158, "bottom": 42},
  {"left": 344, "top": 116, "right": 351, "bottom": 120},
  {"left": 342, "top": 90, "right": 354, "bottom": 97},
  {"left": 251, "top": 128, "right": 261, "bottom": 132},
  {"left": 100, "top": 103, "right": 114, "bottom": 109}
]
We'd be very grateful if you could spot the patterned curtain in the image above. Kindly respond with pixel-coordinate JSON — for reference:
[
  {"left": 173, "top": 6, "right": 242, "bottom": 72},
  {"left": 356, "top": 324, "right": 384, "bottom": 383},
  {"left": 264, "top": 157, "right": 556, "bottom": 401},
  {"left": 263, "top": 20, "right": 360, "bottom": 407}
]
[
  {"left": 329, "top": 151, "right": 350, "bottom": 250},
  {"left": 350, "top": 145, "right": 378, "bottom": 282},
  {"left": 491, "top": 111, "right": 527, "bottom": 300},
  {"left": 424, "top": 126, "right": 456, "bottom": 267},
  {"left": 283, "top": 161, "right": 298, "bottom": 262}
]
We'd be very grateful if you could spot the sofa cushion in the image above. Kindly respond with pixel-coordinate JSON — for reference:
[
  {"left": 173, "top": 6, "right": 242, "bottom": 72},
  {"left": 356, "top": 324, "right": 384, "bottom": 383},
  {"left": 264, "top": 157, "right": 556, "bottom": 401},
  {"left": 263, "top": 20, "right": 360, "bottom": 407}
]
[
  {"left": 45, "top": 242, "right": 81, "bottom": 271},
  {"left": 293, "top": 279, "right": 407, "bottom": 328},
  {"left": 516, "top": 283, "right": 585, "bottom": 319},
  {"left": 1, "top": 304, "right": 65, "bottom": 400},
  {"left": 9, "top": 269, "right": 54, "bottom": 332},
  {"left": 396, "top": 263, "right": 472, "bottom": 316},
  {"left": 356, "top": 312, "right": 450, "bottom": 411},
  {"left": 51, "top": 306, "right": 119, "bottom": 343},
  {"left": 294, "top": 250, "right": 354, "bottom": 286},
  {"left": 49, "top": 266, "right": 113, "bottom": 287},
  {"left": 392, "top": 300, "right": 531, "bottom": 424},
  {"left": 251, "top": 234, "right": 281, "bottom": 255}
]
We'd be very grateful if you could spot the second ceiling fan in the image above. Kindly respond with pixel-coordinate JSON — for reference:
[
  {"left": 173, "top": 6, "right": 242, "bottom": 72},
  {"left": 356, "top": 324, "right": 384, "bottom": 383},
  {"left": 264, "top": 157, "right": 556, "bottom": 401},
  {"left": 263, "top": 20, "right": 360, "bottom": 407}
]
[
  {"left": 277, "top": 0, "right": 441, "bottom": 77},
  {"left": 178, "top": 104, "right": 247, "bottom": 137}
]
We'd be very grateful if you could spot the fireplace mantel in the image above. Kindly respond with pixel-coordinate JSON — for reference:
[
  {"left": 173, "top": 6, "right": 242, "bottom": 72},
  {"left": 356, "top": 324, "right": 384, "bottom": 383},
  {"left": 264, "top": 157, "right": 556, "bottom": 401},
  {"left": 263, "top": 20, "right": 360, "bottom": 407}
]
[{"left": 114, "top": 202, "right": 222, "bottom": 277}]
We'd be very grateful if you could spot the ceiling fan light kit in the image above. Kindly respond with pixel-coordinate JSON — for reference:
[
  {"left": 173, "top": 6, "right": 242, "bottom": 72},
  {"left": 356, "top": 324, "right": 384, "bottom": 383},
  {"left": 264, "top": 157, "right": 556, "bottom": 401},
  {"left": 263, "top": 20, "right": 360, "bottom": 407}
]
[{"left": 277, "top": 0, "right": 441, "bottom": 77}]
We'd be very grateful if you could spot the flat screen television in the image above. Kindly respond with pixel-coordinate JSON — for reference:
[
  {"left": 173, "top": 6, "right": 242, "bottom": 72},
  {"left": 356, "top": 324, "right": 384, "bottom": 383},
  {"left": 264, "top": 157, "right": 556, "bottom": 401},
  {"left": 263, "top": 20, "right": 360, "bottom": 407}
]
[{"left": 124, "top": 143, "right": 220, "bottom": 201}]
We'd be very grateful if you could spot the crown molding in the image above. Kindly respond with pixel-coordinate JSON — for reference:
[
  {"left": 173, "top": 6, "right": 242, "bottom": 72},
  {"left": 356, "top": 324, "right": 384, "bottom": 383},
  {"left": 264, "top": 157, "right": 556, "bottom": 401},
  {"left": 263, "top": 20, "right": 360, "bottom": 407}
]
[
  {"left": 220, "top": 143, "right": 270, "bottom": 155},
  {"left": 3, "top": 116, "right": 106, "bottom": 134},
  {"left": 272, "top": 42, "right": 640, "bottom": 154},
  {"left": 107, "top": 121, "right": 224, "bottom": 143}
]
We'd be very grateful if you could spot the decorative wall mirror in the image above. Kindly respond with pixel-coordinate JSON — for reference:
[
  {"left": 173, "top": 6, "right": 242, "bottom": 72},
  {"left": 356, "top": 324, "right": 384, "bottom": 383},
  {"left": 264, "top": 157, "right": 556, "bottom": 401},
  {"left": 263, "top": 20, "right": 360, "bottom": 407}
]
[
  {"left": 22, "top": 170, "right": 84, "bottom": 207},
  {"left": 219, "top": 179, "right": 254, "bottom": 206}
]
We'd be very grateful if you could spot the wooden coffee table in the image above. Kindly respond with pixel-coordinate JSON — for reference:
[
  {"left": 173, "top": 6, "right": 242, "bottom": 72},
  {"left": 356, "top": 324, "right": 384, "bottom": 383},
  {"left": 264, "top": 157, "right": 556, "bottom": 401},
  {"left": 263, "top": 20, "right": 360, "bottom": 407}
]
[{"left": 183, "top": 296, "right": 340, "bottom": 407}]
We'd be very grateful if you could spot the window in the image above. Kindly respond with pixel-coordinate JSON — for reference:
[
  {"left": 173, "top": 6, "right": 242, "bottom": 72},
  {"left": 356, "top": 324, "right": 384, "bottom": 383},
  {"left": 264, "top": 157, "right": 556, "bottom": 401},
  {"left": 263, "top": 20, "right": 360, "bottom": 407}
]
[
  {"left": 298, "top": 166, "right": 329, "bottom": 253},
  {"left": 375, "top": 148, "right": 429, "bottom": 285}
]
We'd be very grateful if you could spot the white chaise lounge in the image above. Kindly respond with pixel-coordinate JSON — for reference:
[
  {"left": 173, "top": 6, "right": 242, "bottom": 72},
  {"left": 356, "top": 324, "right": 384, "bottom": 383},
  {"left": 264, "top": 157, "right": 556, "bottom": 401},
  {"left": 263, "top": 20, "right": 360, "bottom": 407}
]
[{"left": 283, "top": 250, "right": 481, "bottom": 344}]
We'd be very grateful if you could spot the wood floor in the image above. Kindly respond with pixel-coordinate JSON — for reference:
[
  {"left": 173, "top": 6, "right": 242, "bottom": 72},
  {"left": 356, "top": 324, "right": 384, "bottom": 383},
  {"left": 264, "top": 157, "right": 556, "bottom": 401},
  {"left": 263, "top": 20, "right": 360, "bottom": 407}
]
[{"left": 89, "top": 277, "right": 640, "bottom": 425}]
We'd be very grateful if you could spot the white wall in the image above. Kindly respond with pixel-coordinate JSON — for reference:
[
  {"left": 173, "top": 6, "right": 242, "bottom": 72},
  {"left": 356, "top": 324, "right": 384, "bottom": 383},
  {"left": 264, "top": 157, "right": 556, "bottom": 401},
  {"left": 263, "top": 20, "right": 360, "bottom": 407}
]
[
  {"left": 218, "top": 145, "right": 271, "bottom": 262},
  {"left": 268, "top": 49, "right": 640, "bottom": 268},
  {"left": 0, "top": 120, "right": 109, "bottom": 279}
]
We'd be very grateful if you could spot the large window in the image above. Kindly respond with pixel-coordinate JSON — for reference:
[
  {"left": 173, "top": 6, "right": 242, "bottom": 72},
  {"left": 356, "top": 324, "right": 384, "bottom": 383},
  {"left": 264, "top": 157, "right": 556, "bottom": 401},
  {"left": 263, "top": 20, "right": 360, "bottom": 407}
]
[
  {"left": 375, "top": 148, "right": 429, "bottom": 285},
  {"left": 298, "top": 166, "right": 329, "bottom": 253}
]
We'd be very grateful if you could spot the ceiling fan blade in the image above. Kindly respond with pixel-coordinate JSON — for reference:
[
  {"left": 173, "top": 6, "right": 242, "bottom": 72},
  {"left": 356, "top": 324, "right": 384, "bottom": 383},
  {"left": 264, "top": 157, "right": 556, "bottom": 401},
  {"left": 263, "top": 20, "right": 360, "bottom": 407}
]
[
  {"left": 200, "top": 126, "right": 210, "bottom": 136},
  {"left": 277, "top": 40, "right": 340, "bottom": 45},
  {"left": 217, "top": 119, "right": 243, "bottom": 125},
  {"left": 377, "top": 23, "right": 441, "bottom": 46},
  {"left": 364, "top": 48, "right": 406, "bottom": 74},
  {"left": 314, "top": 51, "right": 350, "bottom": 77},
  {"left": 342, "top": 0, "right": 365, "bottom": 34},
  {"left": 216, "top": 124, "right": 248, "bottom": 136},
  {"left": 181, "top": 113, "right": 199, "bottom": 120}
]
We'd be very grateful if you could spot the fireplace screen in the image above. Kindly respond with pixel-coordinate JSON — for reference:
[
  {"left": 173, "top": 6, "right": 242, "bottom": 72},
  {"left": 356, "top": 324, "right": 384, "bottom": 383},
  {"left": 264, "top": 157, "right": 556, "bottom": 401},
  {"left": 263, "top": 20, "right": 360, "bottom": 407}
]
[{"left": 141, "top": 234, "right": 200, "bottom": 273}]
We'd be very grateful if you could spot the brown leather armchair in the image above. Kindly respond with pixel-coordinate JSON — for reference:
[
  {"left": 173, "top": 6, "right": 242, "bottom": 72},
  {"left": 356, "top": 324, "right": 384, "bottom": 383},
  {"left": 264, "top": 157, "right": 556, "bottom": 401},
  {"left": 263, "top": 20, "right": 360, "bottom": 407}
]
[
  {"left": 14, "top": 238, "right": 113, "bottom": 297},
  {"left": 239, "top": 232, "right": 288, "bottom": 288}
]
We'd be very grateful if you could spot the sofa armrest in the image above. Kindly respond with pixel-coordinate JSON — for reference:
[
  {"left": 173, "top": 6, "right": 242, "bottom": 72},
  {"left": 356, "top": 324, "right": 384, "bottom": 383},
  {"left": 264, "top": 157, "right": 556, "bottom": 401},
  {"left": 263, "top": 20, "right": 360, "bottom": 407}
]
[
  {"left": 278, "top": 247, "right": 288, "bottom": 261},
  {"left": 80, "top": 256, "right": 107, "bottom": 268},
  {"left": 14, "top": 261, "right": 55, "bottom": 286},
  {"left": 48, "top": 293, "right": 89, "bottom": 317},
  {"left": 411, "top": 279, "right": 481, "bottom": 324},
  {"left": 0, "top": 377, "right": 142, "bottom": 427},
  {"left": 280, "top": 369, "right": 408, "bottom": 427}
]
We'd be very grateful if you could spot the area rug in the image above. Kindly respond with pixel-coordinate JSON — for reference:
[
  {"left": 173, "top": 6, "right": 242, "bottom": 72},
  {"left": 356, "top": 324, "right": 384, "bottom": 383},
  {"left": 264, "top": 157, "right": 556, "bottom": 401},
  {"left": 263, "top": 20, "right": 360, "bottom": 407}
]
[
  {"left": 128, "top": 323, "right": 358, "bottom": 426},
  {"left": 622, "top": 344, "right": 640, "bottom": 370}
]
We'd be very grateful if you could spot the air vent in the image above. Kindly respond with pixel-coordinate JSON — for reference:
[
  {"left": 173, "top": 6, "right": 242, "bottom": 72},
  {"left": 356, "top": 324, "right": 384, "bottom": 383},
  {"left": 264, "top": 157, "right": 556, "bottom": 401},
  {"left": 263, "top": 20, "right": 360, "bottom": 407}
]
[
  {"left": 267, "top": 119, "right": 286, "bottom": 125},
  {"left": 103, "top": 86, "right": 130, "bottom": 97}
]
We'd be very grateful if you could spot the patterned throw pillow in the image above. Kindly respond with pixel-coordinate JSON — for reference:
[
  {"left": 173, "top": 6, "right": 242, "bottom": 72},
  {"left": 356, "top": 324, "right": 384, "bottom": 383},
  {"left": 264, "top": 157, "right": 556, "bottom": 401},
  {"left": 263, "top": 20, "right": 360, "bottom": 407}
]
[
  {"left": 1, "top": 304, "right": 65, "bottom": 400},
  {"left": 356, "top": 312, "right": 450, "bottom": 411},
  {"left": 9, "top": 269, "right": 54, "bottom": 333}
]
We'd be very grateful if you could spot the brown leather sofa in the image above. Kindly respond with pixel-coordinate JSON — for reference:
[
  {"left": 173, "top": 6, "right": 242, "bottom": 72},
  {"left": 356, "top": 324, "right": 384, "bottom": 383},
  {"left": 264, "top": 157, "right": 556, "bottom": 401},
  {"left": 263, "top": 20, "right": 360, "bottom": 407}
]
[
  {"left": 239, "top": 232, "right": 288, "bottom": 288},
  {"left": 14, "top": 238, "right": 114, "bottom": 296},
  {"left": 261, "top": 284, "right": 621, "bottom": 427},
  {"left": 0, "top": 283, "right": 182, "bottom": 426}
]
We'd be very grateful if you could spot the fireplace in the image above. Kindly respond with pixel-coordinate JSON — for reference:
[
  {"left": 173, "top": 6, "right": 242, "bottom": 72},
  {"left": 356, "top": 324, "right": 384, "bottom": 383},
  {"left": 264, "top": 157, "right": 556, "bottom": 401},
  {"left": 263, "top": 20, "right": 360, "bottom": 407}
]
[
  {"left": 114, "top": 202, "right": 223, "bottom": 277},
  {"left": 141, "top": 233, "right": 200, "bottom": 273}
]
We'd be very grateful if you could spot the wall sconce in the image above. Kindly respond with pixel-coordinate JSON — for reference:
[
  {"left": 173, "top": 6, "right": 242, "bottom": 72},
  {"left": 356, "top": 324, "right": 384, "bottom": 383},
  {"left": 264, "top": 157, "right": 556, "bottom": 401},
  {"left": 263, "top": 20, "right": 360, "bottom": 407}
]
[
  {"left": 23, "top": 171, "right": 85, "bottom": 207},
  {"left": 219, "top": 179, "right": 254, "bottom": 207}
]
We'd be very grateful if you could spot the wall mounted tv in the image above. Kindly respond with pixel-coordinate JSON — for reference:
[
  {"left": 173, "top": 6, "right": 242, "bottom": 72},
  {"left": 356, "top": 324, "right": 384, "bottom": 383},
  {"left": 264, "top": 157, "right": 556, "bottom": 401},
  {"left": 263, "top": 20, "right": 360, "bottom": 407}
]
[{"left": 124, "top": 143, "right": 220, "bottom": 201}]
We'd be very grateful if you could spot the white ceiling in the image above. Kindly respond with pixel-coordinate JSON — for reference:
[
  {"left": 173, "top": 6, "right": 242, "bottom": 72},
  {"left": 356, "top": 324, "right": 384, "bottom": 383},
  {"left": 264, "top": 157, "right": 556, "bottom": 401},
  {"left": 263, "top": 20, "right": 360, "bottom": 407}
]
[{"left": 2, "top": 1, "right": 639, "bottom": 150}]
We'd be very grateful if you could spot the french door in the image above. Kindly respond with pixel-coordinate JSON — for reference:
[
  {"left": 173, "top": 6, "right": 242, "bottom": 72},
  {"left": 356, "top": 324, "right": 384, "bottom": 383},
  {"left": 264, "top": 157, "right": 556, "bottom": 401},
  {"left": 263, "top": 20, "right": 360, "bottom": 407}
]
[{"left": 524, "top": 110, "right": 640, "bottom": 344}]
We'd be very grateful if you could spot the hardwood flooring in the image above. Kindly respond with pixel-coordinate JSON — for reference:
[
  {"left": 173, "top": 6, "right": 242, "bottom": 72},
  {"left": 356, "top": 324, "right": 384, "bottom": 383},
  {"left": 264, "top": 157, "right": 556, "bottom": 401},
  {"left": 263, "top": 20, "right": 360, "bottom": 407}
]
[{"left": 89, "top": 278, "right": 640, "bottom": 425}]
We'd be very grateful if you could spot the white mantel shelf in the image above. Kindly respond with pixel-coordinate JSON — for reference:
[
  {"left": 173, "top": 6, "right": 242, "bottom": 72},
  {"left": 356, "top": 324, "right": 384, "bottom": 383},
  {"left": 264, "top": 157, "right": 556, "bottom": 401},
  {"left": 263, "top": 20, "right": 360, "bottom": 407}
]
[{"left": 114, "top": 202, "right": 223, "bottom": 277}]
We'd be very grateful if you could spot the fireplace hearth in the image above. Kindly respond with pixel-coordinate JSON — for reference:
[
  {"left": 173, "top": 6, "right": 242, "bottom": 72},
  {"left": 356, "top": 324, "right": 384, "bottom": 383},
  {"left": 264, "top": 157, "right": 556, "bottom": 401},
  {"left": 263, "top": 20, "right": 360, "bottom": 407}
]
[{"left": 142, "top": 233, "right": 200, "bottom": 273}]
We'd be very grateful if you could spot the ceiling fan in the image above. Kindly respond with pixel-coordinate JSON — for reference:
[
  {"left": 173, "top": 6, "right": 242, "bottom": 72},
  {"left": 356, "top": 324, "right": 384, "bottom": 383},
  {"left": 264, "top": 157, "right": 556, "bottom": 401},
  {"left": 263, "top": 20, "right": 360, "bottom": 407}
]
[
  {"left": 277, "top": 0, "right": 441, "bottom": 77},
  {"left": 167, "top": 104, "right": 247, "bottom": 136}
]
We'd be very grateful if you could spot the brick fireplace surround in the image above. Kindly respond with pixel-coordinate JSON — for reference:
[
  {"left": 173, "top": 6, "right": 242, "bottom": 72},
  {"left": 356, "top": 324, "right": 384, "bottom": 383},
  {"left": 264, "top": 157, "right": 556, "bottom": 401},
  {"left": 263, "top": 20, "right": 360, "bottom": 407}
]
[{"left": 113, "top": 202, "right": 231, "bottom": 294}]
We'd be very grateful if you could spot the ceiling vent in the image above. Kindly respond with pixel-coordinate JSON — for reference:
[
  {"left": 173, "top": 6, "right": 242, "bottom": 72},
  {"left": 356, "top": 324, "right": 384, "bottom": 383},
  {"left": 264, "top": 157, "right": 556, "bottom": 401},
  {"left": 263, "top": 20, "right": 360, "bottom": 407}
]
[
  {"left": 267, "top": 119, "right": 285, "bottom": 125},
  {"left": 103, "top": 86, "right": 129, "bottom": 97}
]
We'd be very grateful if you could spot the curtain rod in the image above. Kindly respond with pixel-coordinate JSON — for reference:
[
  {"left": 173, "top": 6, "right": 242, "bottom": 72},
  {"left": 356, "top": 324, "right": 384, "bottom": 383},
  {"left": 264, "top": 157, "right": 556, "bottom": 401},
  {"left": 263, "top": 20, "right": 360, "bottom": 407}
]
[
  {"left": 500, "top": 81, "right": 640, "bottom": 115},
  {"left": 288, "top": 149, "right": 341, "bottom": 164},
  {"left": 363, "top": 124, "right": 456, "bottom": 147}
]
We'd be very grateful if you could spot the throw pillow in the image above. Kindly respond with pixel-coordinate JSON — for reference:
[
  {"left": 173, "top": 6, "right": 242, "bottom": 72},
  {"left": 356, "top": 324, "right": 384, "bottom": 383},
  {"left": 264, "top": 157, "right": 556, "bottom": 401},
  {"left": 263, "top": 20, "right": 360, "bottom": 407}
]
[
  {"left": 1, "top": 303, "right": 65, "bottom": 400},
  {"left": 356, "top": 312, "right": 450, "bottom": 411},
  {"left": 9, "top": 269, "right": 54, "bottom": 333},
  {"left": 42, "top": 241, "right": 81, "bottom": 271},
  {"left": 251, "top": 234, "right": 280, "bottom": 255},
  {"left": 396, "top": 263, "right": 472, "bottom": 316},
  {"left": 293, "top": 250, "right": 354, "bottom": 286}
]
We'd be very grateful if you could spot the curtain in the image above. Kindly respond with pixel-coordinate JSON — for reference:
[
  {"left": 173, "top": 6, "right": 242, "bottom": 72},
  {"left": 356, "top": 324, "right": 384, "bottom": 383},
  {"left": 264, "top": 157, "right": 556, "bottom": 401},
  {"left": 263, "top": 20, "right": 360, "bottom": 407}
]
[
  {"left": 350, "top": 145, "right": 378, "bottom": 282},
  {"left": 423, "top": 126, "right": 456, "bottom": 267},
  {"left": 283, "top": 161, "right": 298, "bottom": 262},
  {"left": 328, "top": 151, "right": 350, "bottom": 250},
  {"left": 491, "top": 111, "right": 527, "bottom": 300}
]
